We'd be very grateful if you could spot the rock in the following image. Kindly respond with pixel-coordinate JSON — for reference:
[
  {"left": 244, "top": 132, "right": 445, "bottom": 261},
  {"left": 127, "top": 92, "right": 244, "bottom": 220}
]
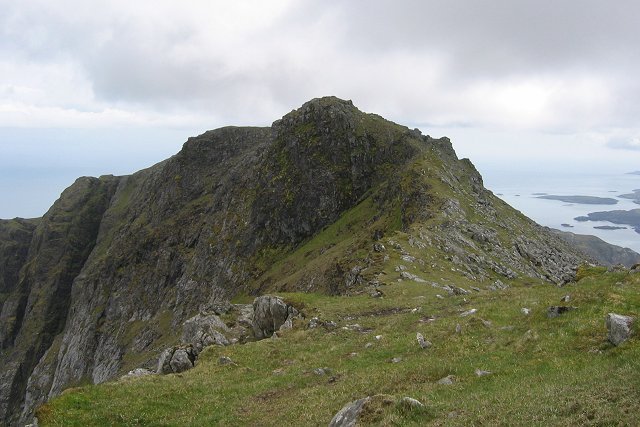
[
  {"left": 391, "top": 357, "right": 403, "bottom": 363},
  {"left": 157, "top": 348, "right": 175, "bottom": 375},
  {"left": 401, "top": 254, "right": 416, "bottom": 263},
  {"left": 560, "top": 295, "right": 571, "bottom": 302},
  {"left": 547, "top": 306, "right": 576, "bottom": 318},
  {"left": 521, "top": 308, "right": 531, "bottom": 315},
  {"left": 373, "top": 243, "right": 386, "bottom": 252},
  {"left": 416, "top": 333, "right": 432, "bottom": 349},
  {"left": 400, "top": 271, "right": 427, "bottom": 283},
  {"left": 400, "top": 397, "right": 425, "bottom": 409},
  {"left": 455, "top": 324, "right": 462, "bottom": 334},
  {"left": 157, "top": 346, "right": 196, "bottom": 375},
  {"left": 364, "top": 342, "right": 373, "bottom": 348},
  {"left": 375, "top": 335, "right": 383, "bottom": 340},
  {"left": 475, "top": 369, "right": 491, "bottom": 377},
  {"left": 252, "top": 295, "right": 299, "bottom": 339},
  {"left": 488, "top": 280, "right": 509, "bottom": 291},
  {"left": 437, "top": 375, "right": 455, "bottom": 385},
  {"left": 181, "top": 313, "right": 230, "bottom": 355},
  {"left": 218, "top": 356, "right": 234, "bottom": 365},
  {"left": 121, "top": 368, "right": 154, "bottom": 380},
  {"left": 169, "top": 347, "right": 196, "bottom": 373},
  {"left": 449, "top": 286, "right": 469, "bottom": 295},
  {"left": 308, "top": 317, "right": 337, "bottom": 330},
  {"left": 395, "top": 265, "right": 407, "bottom": 272},
  {"left": 328, "top": 397, "right": 371, "bottom": 427},
  {"left": 606, "top": 313, "right": 635, "bottom": 345},
  {"left": 370, "top": 289, "right": 384, "bottom": 298},
  {"left": 436, "top": 294, "right": 444, "bottom": 299},
  {"left": 314, "top": 367, "right": 331, "bottom": 375},
  {"left": 460, "top": 309, "right": 477, "bottom": 317}
]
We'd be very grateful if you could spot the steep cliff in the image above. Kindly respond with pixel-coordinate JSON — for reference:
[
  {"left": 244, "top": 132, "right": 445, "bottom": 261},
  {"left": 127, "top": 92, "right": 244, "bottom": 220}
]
[{"left": 0, "top": 97, "right": 589, "bottom": 425}]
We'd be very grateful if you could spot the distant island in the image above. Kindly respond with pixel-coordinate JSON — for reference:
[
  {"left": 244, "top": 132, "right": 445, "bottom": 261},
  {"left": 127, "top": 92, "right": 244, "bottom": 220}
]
[
  {"left": 594, "top": 225, "right": 627, "bottom": 230},
  {"left": 618, "top": 189, "right": 640, "bottom": 204},
  {"left": 537, "top": 195, "right": 618, "bottom": 205},
  {"left": 560, "top": 223, "right": 574, "bottom": 228},
  {"left": 575, "top": 208, "right": 640, "bottom": 233},
  {"left": 626, "top": 171, "right": 640, "bottom": 175}
]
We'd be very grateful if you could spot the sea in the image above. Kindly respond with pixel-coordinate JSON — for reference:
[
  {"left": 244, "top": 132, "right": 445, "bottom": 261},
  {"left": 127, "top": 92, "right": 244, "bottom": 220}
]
[{"left": 481, "top": 170, "right": 640, "bottom": 253}]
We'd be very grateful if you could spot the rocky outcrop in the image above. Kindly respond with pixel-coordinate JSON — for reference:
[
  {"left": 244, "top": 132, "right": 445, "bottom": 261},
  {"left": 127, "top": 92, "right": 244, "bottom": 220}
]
[
  {"left": 252, "top": 296, "right": 299, "bottom": 339},
  {"left": 181, "top": 314, "right": 230, "bottom": 354},
  {"left": 0, "top": 97, "right": 589, "bottom": 425},
  {"left": 157, "top": 346, "right": 197, "bottom": 374}
]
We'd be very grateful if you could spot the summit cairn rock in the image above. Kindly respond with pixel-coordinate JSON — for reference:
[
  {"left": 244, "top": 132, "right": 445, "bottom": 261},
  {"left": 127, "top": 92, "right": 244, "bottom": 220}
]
[{"left": 606, "top": 313, "right": 634, "bottom": 346}]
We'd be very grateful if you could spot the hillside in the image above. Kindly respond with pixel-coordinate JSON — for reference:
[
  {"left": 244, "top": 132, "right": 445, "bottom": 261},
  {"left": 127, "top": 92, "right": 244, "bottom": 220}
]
[
  {"left": 0, "top": 97, "right": 598, "bottom": 425},
  {"left": 554, "top": 230, "right": 640, "bottom": 267},
  {"left": 39, "top": 266, "right": 640, "bottom": 425}
]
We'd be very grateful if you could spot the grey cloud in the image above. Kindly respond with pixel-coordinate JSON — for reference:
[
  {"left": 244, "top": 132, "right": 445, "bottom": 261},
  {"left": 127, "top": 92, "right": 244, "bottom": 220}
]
[
  {"left": 3, "top": 0, "right": 640, "bottom": 132},
  {"left": 607, "top": 137, "right": 640, "bottom": 151},
  {"left": 320, "top": 0, "right": 640, "bottom": 78}
]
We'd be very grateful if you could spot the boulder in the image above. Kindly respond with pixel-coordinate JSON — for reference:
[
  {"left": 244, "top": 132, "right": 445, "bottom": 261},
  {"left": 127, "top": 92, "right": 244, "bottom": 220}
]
[
  {"left": 169, "top": 347, "right": 196, "bottom": 373},
  {"left": 182, "top": 313, "right": 230, "bottom": 355},
  {"left": 252, "top": 295, "right": 299, "bottom": 339},
  {"left": 157, "top": 348, "right": 175, "bottom": 375},
  {"left": 328, "top": 397, "right": 371, "bottom": 427},
  {"left": 606, "top": 313, "right": 634, "bottom": 346},
  {"left": 156, "top": 346, "right": 197, "bottom": 375}
]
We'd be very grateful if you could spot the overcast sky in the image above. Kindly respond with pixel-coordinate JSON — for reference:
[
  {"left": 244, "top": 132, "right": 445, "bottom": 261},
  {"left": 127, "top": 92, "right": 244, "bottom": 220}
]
[{"left": 2, "top": 0, "right": 640, "bottom": 218}]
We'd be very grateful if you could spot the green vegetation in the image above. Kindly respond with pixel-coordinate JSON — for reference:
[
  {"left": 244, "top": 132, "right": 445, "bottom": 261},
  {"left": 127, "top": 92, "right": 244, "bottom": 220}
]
[{"left": 39, "top": 260, "right": 640, "bottom": 425}]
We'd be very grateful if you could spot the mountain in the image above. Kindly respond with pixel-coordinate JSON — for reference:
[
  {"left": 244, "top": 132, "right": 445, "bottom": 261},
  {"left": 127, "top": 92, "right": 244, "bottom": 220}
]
[
  {"left": 0, "top": 97, "right": 591, "bottom": 425},
  {"left": 553, "top": 229, "right": 640, "bottom": 267}
]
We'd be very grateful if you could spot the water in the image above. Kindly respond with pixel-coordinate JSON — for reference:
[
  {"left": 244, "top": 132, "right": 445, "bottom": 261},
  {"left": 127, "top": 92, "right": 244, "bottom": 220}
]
[{"left": 481, "top": 170, "right": 640, "bottom": 253}]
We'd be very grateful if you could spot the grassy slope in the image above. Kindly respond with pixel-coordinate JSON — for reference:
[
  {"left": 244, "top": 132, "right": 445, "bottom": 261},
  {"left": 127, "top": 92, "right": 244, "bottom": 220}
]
[{"left": 38, "top": 256, "right": 639, "bottom": 426}]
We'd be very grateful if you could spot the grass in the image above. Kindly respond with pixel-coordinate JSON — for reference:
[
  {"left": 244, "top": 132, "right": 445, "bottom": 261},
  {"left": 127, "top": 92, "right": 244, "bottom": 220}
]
[{"left": 39, "top": 263, "right": 640, "bottom": 426}]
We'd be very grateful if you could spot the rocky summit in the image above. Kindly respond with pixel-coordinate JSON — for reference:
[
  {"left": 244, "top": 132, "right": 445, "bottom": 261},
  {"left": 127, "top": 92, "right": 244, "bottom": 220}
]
[{"left": 0, "top": 97, "right": 604, "bottom": 425}]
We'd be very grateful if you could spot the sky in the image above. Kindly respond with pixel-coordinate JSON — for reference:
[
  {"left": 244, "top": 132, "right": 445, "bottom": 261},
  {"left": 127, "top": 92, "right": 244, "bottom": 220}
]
[{"left": 2, "top": 0, "right": 640, "bottom": 219}]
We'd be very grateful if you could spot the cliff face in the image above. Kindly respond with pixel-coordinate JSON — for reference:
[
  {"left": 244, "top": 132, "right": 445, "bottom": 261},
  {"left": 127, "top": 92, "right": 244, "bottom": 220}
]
[{"left": 0, "top": 97, "right": 588, "bottom": 425}]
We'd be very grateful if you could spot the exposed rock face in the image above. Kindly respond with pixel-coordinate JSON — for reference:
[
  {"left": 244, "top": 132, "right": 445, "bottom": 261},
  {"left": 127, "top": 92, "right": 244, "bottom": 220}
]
[
  {"left": 0, "top": 97, "right": 589, "bottom": 425},
  {"left": 606, "top": 313, "right": 634, "bottom": 346},
  {"left": 252, "top": 296, "right": 298, "bottom": 339}
]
